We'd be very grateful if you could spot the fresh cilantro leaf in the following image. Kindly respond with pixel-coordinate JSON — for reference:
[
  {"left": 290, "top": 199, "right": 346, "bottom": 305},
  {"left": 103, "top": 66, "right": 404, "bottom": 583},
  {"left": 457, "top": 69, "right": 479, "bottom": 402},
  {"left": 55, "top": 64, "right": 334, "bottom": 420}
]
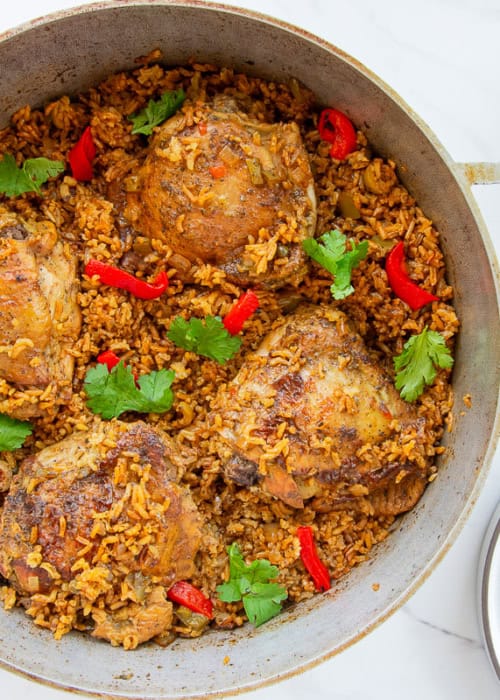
[
  {"left": 394, "top": 326, "right": 454, "bottom": 402},
  {"left": 226, "top": 541, "right": 250, "bottom": 581},
  {"left": 242, "top": 582, "right": 288, "bottom": 628},
  {"left": 0, "top": 153, "right": 64, "bottom": 197},
  {"left": 303, "top": 229, "right": 368, "bottom": 300},
  {"left": 136, "top": 370, "right": 176, "bottom": 412},
  {"left": 167, "top": 315, "right": 242, "bottom": 364},
  {"left": 220, "top": 543, "right": 280, "bottom": 593},
  {"left": 216, "top": 579, "right": 242, "bottom": 603},
  {"left": 23, "top": 158, "right": 65, "bottom": 190},
  {"left": 332, "top": 239, "right": 369, "bottom": 299},
  {"left": 0, "top": 154, "right": 34, "bottom": 196},
  {"left": 216, "top": 543, "right": 287, "bottom": 627},
  {"left": 302, "top": 229, "right": 345, "bottom": 275},
  {"left": 240, "top": 558, "right": 280, "bottom": 588},
  {"left": 84, "top": 361, "right": 175, "bottom": 419},
  {"left": 129, "top": 89, "right": 186, "bottom": 135},
  {"left": 0, "top": 413, "right": 33, "bottom": 451}
]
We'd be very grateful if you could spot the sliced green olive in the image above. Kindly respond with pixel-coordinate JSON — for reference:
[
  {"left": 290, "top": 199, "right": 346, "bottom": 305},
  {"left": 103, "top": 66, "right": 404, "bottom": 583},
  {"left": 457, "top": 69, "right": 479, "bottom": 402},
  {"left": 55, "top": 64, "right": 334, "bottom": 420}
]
[
  {"left": 371, "top": 235, "right": 397, "bottom": 252},
  {"left": 175, "top": 605, "right": 210, "bottom": 632},
  {"left": 363, "top": 160, "right": 397, "bottom": 195},
  {"left": 337, "top": 192, "right": 361, "bottom": 219},
  {"left": 277, "top": 243, "right": 289, "bottom": 258}
]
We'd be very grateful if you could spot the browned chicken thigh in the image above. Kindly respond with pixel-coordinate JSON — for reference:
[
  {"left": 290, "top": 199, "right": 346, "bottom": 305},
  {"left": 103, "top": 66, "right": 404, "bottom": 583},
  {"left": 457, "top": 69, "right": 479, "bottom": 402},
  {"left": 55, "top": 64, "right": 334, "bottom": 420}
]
[
  {"left": 209, "top": 305, "right": 429, "bottom": 515},
  {"left": 121, "top": 95, "right": 317, "bottom": 288},
  {"left": 0, "top": 206, "right": 81, "bottom": 418},
  {"left": 0, "top": 420, "right": 202, "bottom": 648}
]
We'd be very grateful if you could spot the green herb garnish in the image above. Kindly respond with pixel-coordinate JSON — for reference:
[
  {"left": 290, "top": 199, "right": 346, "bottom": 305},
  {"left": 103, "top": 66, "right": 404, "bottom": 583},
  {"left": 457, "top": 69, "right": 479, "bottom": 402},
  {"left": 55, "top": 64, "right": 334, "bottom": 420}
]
[
  {"left": 303, "top": 229, "right": 368, "bottom": 300},
  {"left": 394, "top": 326, "right": 454, "bottom": 402},
  {"left": 0, "top": 154, "right": 64, "bottom": 197},
  {"left": 216, "top": 543, "right": 288, "bottom": 627},
  {"left": 0, "top": 413, "right": 33, "bottom": 451},
  {"left": 129, "top": 89, "right": 186, "bottom": 136},
  {"left": 167, "top": 315, "right": 242, "bottom": 365},
  {"left": 83, "top": 361, "right": 175, "bottom": 419}
]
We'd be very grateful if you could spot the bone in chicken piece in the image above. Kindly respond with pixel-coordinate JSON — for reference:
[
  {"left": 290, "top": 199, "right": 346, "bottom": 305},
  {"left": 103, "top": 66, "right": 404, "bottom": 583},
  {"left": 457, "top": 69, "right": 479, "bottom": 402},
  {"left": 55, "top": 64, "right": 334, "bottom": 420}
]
[
  {"left": 0, "top": 206, "right": 81, "bottom": 418},
  {"left": 121, "top": 95, "right": 317, "bottom": 289},
  {"left": 209, "top": 304, "right": 428, "bottom": 515},
  {"left": 0, "top": 420, "right": 202, "bottom": 648}
]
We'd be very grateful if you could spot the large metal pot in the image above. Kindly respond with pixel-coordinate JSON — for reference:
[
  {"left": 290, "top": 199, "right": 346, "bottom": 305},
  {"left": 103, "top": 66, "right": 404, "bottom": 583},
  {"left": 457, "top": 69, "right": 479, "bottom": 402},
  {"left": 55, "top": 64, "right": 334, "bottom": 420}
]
[{"left": 0, "top": 2, "right": 498, "bottom": 697}]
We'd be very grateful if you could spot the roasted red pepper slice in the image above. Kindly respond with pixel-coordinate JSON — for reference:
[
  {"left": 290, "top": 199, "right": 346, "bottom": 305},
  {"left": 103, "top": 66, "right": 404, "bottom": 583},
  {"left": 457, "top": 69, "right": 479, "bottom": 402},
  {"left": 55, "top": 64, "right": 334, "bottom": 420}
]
[
  {"left": 222, "top": 290, "right": 260, "bottom": 335},
  {"left": 385, "top": 242, "right": 439, "bottom": 311},
  {"left": 97, "top": 350, "right": 121, "bottom": 371},
  {"left": 167, "top": 580, "right": 214, "bottom": 619},
  {"left": 297, "top": 526, "right": 331, "bottom": 592},
  {"left": 318, "top": 108, "right": 357, "bottom": 160},
  {"left": 68, "top": 126, "right": 96, "bottom": 181},
  {"left": 85, "top": 259, "right": 169, "bottom": 300}
]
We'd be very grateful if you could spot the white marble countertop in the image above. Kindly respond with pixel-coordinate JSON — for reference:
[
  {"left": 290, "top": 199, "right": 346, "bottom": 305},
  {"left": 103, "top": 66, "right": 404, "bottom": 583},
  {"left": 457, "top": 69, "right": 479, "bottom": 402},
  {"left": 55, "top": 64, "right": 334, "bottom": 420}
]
[{"left": 0, "top": 0, "right": 499, "bottom": 698}]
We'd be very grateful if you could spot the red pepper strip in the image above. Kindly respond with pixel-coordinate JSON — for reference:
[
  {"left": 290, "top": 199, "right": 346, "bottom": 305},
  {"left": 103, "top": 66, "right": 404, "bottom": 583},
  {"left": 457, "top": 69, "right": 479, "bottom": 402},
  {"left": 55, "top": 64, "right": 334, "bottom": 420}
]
[
  {"left": 385, "top": 242, "right": 439, "bottom": 311},
  {"left": 318, "top": 108, "right": 357, "bottom": 160},
  {"left": 209, "top": 164, "right": 227, "bottom": 179},
  {"left": 85, "top": 259, "right": 169, "bottom": 300},
  {"left": 97, "top": 350, "right": 121, "bottom": 371},
  {"left": 68, "top": 126, "right": 96, "bottom": 181},
  {"left": 167, "top": 581, "right": 214, "bottom": 619},
  {"left": 222, "top": 289, "right": 260, "bottom": 335},
  {"left": 297, "top": 526, "right": 331, "bottom": 592}
]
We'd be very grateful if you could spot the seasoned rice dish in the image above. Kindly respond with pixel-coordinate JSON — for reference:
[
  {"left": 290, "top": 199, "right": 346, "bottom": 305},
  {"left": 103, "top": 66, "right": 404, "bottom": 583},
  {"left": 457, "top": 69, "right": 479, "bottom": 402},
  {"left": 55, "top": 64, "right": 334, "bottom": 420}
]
[{"left": 0, "top": 51, "right": 458, "bottom": 649}]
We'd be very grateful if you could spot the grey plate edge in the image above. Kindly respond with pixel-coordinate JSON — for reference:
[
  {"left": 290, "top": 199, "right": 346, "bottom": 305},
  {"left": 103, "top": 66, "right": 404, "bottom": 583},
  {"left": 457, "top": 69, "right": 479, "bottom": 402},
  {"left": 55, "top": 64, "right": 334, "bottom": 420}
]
[{"left": 478, "top": 499, "right": 500, "bottom": 681}]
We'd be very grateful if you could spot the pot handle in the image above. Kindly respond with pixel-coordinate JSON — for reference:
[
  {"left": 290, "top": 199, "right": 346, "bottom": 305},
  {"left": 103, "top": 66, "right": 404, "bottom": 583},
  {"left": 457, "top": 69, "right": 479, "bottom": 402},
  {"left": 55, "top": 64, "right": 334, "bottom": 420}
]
[{"left": 455, "top": 162, "right": 500, "bottom": 186}]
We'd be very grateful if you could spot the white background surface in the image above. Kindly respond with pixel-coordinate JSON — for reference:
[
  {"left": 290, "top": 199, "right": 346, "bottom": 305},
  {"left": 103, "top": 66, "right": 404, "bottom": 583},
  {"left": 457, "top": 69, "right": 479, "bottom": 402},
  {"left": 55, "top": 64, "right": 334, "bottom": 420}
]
[{"left": 0, "top": 1, "right": 499, "bottom": 698}]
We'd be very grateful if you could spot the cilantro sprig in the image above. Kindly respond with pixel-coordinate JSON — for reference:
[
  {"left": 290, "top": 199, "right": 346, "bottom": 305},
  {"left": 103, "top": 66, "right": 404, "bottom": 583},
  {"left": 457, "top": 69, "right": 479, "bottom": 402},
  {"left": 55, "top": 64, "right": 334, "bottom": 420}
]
[
  {"left": 83, "top": 361, "right": 175, "bottom": 419},
  {"left": 0, "top": 413, "right": 33, "bottom": 451},
  {"left": 129, "top": 89, "right": 186, "bottom": 136},
  {"left": 303, "top": 229, "right": 368, "bottom": 300},
  {"left": 167, "top": 315, "right": 242, "bottom": 365},
  {"left": 394, "top": 326, "right": 454, "bottom": 402},
  {"left": 0, "top": 154, "right": 64, "bottom": 197},
  {"left": 216, "top": 543, "right": 288, "bottom": 627}
]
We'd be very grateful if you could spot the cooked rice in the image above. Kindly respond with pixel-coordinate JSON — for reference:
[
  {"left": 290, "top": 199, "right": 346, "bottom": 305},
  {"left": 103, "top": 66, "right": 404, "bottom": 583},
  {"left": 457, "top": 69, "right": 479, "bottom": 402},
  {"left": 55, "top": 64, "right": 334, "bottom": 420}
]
[{"left": 0, "top": 54, "right": 457, "bottom": 645}]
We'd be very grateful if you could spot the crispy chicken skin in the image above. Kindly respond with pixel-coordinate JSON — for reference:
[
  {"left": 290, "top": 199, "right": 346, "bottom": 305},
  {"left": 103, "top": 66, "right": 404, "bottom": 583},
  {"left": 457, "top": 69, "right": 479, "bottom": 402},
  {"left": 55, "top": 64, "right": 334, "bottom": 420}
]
[
  {"left": 210, "top": 305, "right": 428, "bottom": 514},
  {"left": 0, "top": 206, "right": 81, "bottom": 418},
  {"left": 121, "top": 95, "right": 317, "bottom": 288},
  {"left": 0, "top": 420, "right": 202, "bottom": 647}
]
